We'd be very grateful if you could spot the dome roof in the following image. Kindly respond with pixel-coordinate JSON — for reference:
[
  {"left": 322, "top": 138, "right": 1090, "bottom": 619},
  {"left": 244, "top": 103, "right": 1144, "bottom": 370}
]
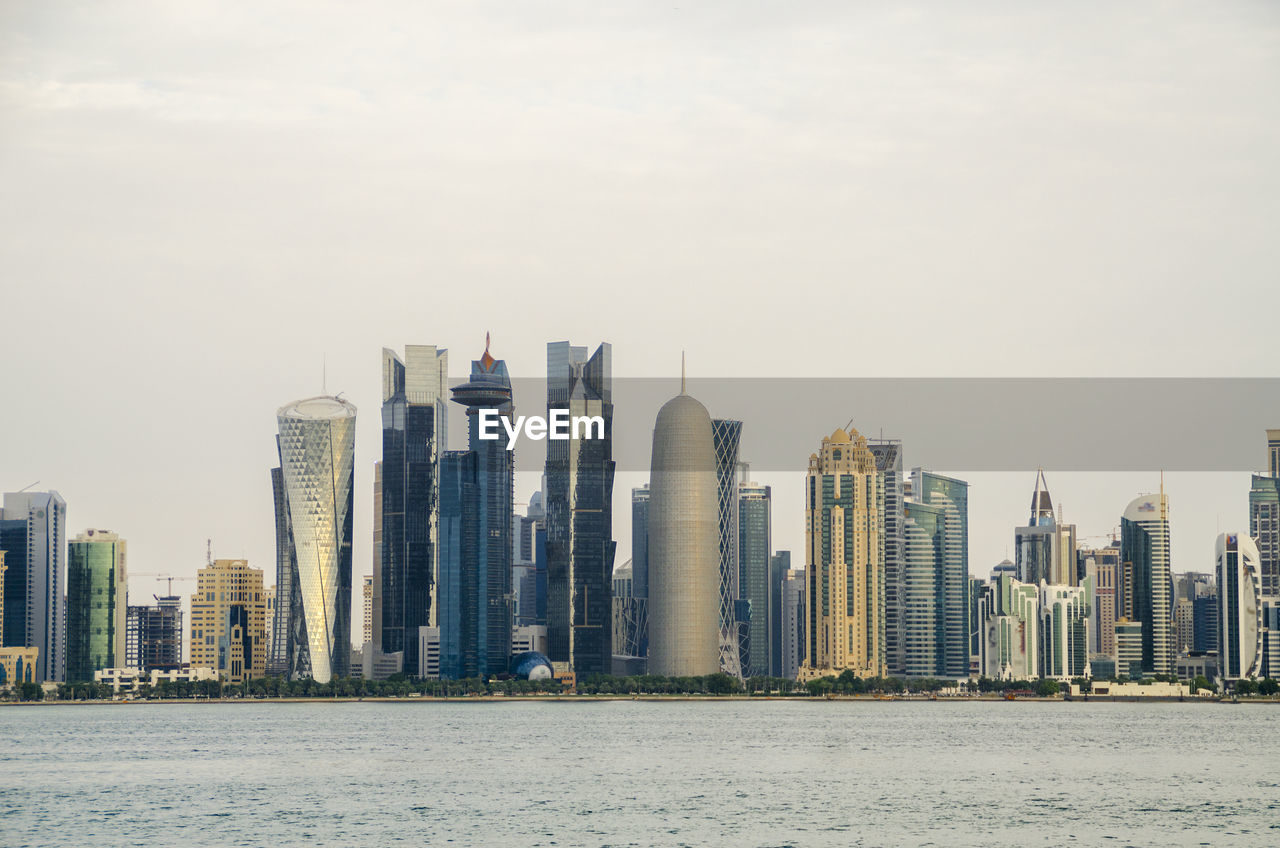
[
  {"left": 509, "top": 651, "right": 554, "bottom": 680},
  {"left": 277, "top": 395, "right": 357, "bottom": 420},
  {"left": 655, "top": 392, "right": 712, "bottom": 427}
]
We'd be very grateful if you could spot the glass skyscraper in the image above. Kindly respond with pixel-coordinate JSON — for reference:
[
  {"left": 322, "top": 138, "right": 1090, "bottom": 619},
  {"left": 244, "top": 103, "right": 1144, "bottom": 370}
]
[
  {"left": 737, "top": 481, "right": 771, "bottom": 678},
  {"left": 268, "top": 465, "right": 296, "bottom": 676},
  {"left": 1, "top": 490, "right": 67, "bottom": 682},
  {"left": 1216, "top": 532, "right": 1263, "bottom": 680},
  {"left": 768, "top": 550, "right": 790, "bottom": 677},
  {"left": 711, "top": 419, "right": 743, "bottom": 678},
  {"left": 868, "top": 439, "right": 904, "bottom": 676},
  {"left": 545, "top": 341, "right": 615, "bottom": 677},
  {"left": 275, "top": 395, "right": 356, "bottom": 683},
  {"left": 378, "top": 344, "right": 449, "bottom": 676},
  {"left": 66, "top": 529, "right": 127, "bottom": 683},
  {"left": 1015, "top": 470, "right": 1077, "bottom": 587},
  {"left": 905, "top": 469, "right": 969, "bottom": 679},
  {"left": 1120, "top": 492, "right": 1173, "bottom": 676},
  {"left": 437, "top": 338, "right": 514, "bottom": 679}
]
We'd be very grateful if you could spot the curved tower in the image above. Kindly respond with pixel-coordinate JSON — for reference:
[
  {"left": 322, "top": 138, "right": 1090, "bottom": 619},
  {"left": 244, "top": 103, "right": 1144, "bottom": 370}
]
[
  {"left": 1216, "top": 532, "right": 1262, "bottom": 681},
  {"left": 276, "top": 395, "right": 356, "bottom": 683},
  {"left": 647, "top": 390, "right": 719, "bottom": 677}
]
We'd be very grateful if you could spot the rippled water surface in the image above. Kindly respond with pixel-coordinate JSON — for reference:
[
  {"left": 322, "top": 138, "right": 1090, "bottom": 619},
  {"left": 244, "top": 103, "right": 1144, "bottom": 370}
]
[{"left": 1, "top": 700, "right": 1277, "bottom": 847}]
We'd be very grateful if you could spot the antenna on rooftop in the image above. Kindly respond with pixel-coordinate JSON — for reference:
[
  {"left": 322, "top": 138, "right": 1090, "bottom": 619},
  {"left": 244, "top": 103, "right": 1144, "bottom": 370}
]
[
  {"left": 681, "top": 351, "right": 686, "bottom": 394},
  {"left": 206, "top": 538, "right": 212, "bottom": 566},
  {"left": 323, "top": 353, "right": 327, "bottom": 395},
  {"left": 16, "top": 480, "right": 39, "bottom": 493}
]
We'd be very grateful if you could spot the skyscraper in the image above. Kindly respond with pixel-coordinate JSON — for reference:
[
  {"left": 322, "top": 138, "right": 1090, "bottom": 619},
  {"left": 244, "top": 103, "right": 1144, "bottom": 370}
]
[
  {"left": 268, "top": 465, "right": 295, "bottom": 676},
  {"left": 647, "top": 384, "right": 719, "bottom": 678},
  {"left": 904, "top": 469, "right": 970, "bottom": 679},
  {"left": 737, "top": 481, "right": 772, "bottom": 678},
  {"left": 545, "top": 341, "right": 615, "bottom": 677},
  {"left": 362, "top": 575, "right": 373, "bottom": 648},
  {"left": 1249, "top": 432, "right": 1280, "bottom": 601},
  {"left": 378, "top": 344, "right": 448, "bottom": 678},
  {"left": 1120, "top": 492, "right": 1173, "bottom": 676},
  {"left": 631, "top": 485, "right": 650, "bottom": 657},
  {"left": 276, "top": 395, "right": 357, "bottom": 682},
  {"left": 711, "top": 418, "right": 744, "bottom": 678},
  {"left": 801, "top": 428, "right": 884, "bottom": 680},
  {"left": 868, "top": 439, "right": 905, "bottom": 676},
  {"left": 977, "top": 575, "right": 1039, "bottom": 681},
  {"left": 780, "top": 568, "right": 806, "bottom": 680},
  {"left": 1040, "top": 579, "right": 1092, "bottom": 680},
  {"left": 0, "top": 490, "right": 67, "bottom": 682},
  {"left": 1217, "top": 532, "right": 1262, "bottom": 681},
  {"left": 65, "top": 529, "right": 127, "bottom": 682},
  {"left": 190, "top": 558, "right": 267, "bottom": 682},
  {"left": 437, "top": 337, "right": 514, "bottom": 679},
  {"left": 1015, "top": 470, "right": 1077, "bottom": 586},
  {"left": 768, "top": 551, "right": 790, "bottom": 677},
  {"left": 1080, "top": 545, "right": 1120, "bottom": 657}
]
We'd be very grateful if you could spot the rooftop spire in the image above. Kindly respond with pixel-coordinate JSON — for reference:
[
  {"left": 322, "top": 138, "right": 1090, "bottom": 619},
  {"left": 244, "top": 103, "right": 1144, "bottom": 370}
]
[
  {"left": 681, "top": 350, "right": 686, "bottom": 395},
  {"left": 480, "top": 331, "right": 496, "bottom": 371},
  {"left": 1030, "top": 468, "right": 1054, "bottom": 524}
]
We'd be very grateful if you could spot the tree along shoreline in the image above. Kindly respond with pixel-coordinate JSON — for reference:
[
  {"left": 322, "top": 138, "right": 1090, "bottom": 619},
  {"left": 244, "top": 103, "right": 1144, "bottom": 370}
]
[{"left": 3, "top": 670, "right": 1276, "bottom": 703}]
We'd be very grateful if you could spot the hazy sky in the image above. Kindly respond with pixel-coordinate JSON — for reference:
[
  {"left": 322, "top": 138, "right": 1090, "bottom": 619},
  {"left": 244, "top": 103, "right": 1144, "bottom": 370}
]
[{"left": 3, "top": 3, "right": 1278, "bottom": 646}]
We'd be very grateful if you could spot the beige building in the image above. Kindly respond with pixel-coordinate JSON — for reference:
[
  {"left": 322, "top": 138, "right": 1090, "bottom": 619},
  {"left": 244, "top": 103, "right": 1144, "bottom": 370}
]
[
  {"left": 0, "top": 646, "right": 39, "bottom": 686},
  {"left": 801, "top": 428, "right": 884, "bottom": 680},
  {"left": 264, "top": 586, "right": 276, "bottom": 656},
  {"left": 190, "top": 558, "right": 267, "bottom": 682},
  {"left": 362, "top": 575, "right": 373, "bottom": 647}
]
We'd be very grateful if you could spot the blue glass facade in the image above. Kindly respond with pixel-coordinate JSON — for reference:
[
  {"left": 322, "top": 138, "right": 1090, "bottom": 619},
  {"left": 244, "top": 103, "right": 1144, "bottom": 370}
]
[
  {"left": 906, "top": 469, "right": 970, "bottom": 679},
  {"left": 545, "top": 341, "right": 615, "bottom": 676}
]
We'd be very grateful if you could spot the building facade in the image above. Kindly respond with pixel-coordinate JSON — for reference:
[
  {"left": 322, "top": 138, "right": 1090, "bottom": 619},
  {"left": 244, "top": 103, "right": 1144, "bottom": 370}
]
[
  {"left": 1015, "top": 471, "right": 1077, "bottom": 586},
  {"left": 544, "top": 341, "right": 615, "bottom": 677},
  {"left": 378, "top": 344, "right": 448, "bottom": 678},
  {"left": 0, "top": 490, "right": 68, "bottom": 682},
  {"left": 802, "top": 428, "right": 884, "bottom": 680},
  {"left": 1080, "top": 545, "right": 1120, "bottom": 657},
  {"left": 436, "top": 338, "right": 514, "bottom": 679},
  {"left": 1120, "top": 492, "right": 1174, "bottom": 676},
  {"left": 647, "top": 388, "right": 720, "bottom": 678},
  {"left": 1217, "top": 532, "right": 1263, "bottom": 681},
  {"left": 977, "top": 575, "right": 1039, "bottom": 681},
  {"left": 275, "top": 395, "right": 356, "bottom": 682},
  {"left": 738, "top": 481, "right": 772, "bottom": 678},
  {"left": 65, "top": 529, "right": 128, "bottom": 682},
  {"left": 711, "top": 419, "right": 744, "bottom": 678},
  {"left": 904, "top": 469, "right": 970, "bottom": 679},
  {"left": 780, "top": 568, "right": 806, "bottom": 681},
  {"left": 126, "top": 595, "right": 183, "bottom": 672},
  {"left": 189, "top": 558, "right": 267, "bottom": 683},
  {"left": 1040, "top": 580, "right": 1092, "bottom": 680},
  {"left": 868, "top": 439, "right": 905, "bottom": 677}
]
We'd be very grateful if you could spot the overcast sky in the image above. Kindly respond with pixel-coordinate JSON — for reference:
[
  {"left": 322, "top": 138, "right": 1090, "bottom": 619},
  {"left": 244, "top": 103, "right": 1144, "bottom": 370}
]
[{"left": 3, "top": 2, "right": 1278, "bottom": 647}]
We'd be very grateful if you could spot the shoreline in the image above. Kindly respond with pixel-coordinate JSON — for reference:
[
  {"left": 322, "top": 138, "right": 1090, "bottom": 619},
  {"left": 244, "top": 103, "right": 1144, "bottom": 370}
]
[{"left": 3, "top": 694, "right": 1271, "bottom": 706}]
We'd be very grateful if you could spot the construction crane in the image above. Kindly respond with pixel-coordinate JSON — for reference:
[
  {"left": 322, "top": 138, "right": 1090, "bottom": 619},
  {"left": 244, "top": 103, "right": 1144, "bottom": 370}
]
[{"left": 131, "top": 573, "right": 196, "bottom": 596}]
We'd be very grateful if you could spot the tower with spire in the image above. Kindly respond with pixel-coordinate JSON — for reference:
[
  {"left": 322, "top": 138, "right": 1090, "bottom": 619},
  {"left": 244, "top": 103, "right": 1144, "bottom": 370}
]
[{"left": 1014, "top": 469, "right": 1078, "bottom": 586}]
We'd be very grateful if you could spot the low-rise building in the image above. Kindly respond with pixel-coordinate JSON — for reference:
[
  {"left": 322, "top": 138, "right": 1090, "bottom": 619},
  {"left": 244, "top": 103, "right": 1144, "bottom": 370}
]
[{"left": 0, "top": 646, "right": 39, "bottom": 687}]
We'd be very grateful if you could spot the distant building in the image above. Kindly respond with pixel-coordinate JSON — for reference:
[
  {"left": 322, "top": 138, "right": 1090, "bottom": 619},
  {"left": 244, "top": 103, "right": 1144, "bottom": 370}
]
[
  {"left": 1120, "top": 493, "right": 1173, "bottom": 676},
  {"left": 712, "top": 418, "right": 744, "bottom": 678},
  {"left": 1174, "top": 599, "right": 1195, "bottom": 655},
  {"left": 1081, "top": 546, "right": 1120, "bottom": 657},
  {"left": 264, "top": 586, "right": 275, "bottom": 660},
  {"left": 1115, "top": 619, "right": 1144, "bottom": 679},
  {"left": 1217, "top": 532, "right": 1262, "bottom": 681},
  {"left": 1015, "top": 471, "right": 1077, "bottom": 586},
  {"left": 0, "top": 490, "right": 68, "bottom": 682},
  {"left": 611, "top": 559, "right": 647, "bottom": 664},
  {"left": 190, "top": 559, "right": 267, "bottom": 683},
  {"left": 1249, "top": 473, "right": 1280, "bottom": 601},
  {"left": 630, "top": 485, "right": 650, "bottom": 656},
  {"left": 977, "top": 575, "right": 1039, "bottom": 681},
  {"left": 545, "top": 341, "right": 615, "bottom": 677},
  {"left": 868, "top": 439, "right": 905, "bottom": 677},
  {"left": 437, "top": 337, "right": 514, "bottom": 679},
  {"left": 1040, "top": 580, "right": 1092, "bottom": 681},
  {"left": 801, "top": 428, "right": 884, "bottom": 681},
  {"left": 126, "top": 595, "right": 183, "bottom": 672},
  {"left": 276, "top": 395, "right": 357, "bottom": 682},
  {"left": 378, "top": 344, "right": 449, "bottom": 678},
  {"left": 66, "top": 529, "right": 128, "bottom": 683},
  {"left": 990, "top": 559, "right": 1018, "bottom": 582},
  {"left": 768, "top": 551, "right": 791, "bottom": 678},
  {"left": 780, "top": 568, "right": 806, "bottom": 680},
  {"left": 511, "top": 624, "right": 548, "bottom": 656},
  {"left": 647, "top": 385, "right": 719, "bottom": 678},
  {"left": 904, "top": 469, "right": 970, "bottom": 679},
  {"left": 95, "top": 665, "right": 217, "bottom": 696},
  {"left": 362, "top": 576, "right": 373, "bottom": 648},
  {"left": 738, "top": 481, "right": 772, "bottom": 678},
  {"left": 0, "top": 646, "right": 38, "bottom": 686}
]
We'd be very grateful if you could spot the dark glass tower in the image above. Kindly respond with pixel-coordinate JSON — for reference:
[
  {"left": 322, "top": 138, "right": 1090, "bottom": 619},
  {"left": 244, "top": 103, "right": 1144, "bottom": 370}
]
[
  {"left": 438, "top": 337, "right": 514, "bottom": 679},
  {"left": 545, "top": 341, "right": 615, "bottom": 677},
  {"left": 712, "top": 419, "right": 744, "bottom": 677},
  {"left": 379, "top": 345, "right": 449, "bottom": 676},
  {"left": 737, "top": 482, "right": 771, "bottom": 678},
  {"left": 907, "top": 469, "right": 970, "bottom": 679}
]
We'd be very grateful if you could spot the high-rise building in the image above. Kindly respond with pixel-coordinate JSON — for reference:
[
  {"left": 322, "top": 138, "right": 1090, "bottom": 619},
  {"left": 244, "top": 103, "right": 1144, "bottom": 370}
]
[
  {"left": 1120, "top": 492, "right": 1173, "bottom": 676},
  {"left": 977, "top": 575, "right": 1039, "bottom": 681},
  {"left": 190, "top": 558, "right": 267, "bottom": 683},
  {"left": 1270, "top": 429, "right": 1280, "bottom": 478},
  {"left": 801, "top": 428, "right": 884, "bottom": 680},
  {"left": 630, "top": 485, "right": 650, "bottom": 657},
  {"left": 276, "top": 395, "right": 357, "bottom": 682},
  {"left": 1217, "top": 532, "right": 1262, "bottom": 681},
  {"left": 378, "top": 344, "right": 448, "bottom": 678},
  {"left": 1015, "top": 470, "right": 1077, "bottom": 586},
  {"left": 436, "top": 338, "right": 514, "bottom": 679},
  {"left": 1174, "top": 598, "right": 1195, "bottom": 655},
  {"left": 711, "top": 419, "right": 744, "bottom": 678},
  {"left": 1040, "top": 579, "right": 1092, "bottom": 680},
  {"left": 126, "top": 595, "right": 183, "bottom": 672},
  {"left": 1249, "top": 458, "right": 1280, "bottom": 601},
  {"left": 647, "top": 385, "right": 719, "bottom": 678},
  {"left": 65, "top": 529, "right": 127, "bottom": 682},
  {"left": 780, "top": 568, "right": 806, "bottom": 681},
  {"left": 264, "top": 586, "right": 275, "bottom": 661},
  {"left": 1115, "top": 619, "right": 1144, "bottom": 679},
  {"left": 268, "top": 466, "right": 295, "bottom": 676},
  {"left": 1080, "top": 545, "right": 1120, "bottom": 657},
  {"left": 1190, "top": 577, "right": 1219, "bottom": 654},
  {"left": 905, "top": 469, "right": 970, "bottom": 679},
  {"left": 362, "top": 575, "right": 373, "bottom": 647},
  {"left": 0, "top": 491, "right": 67, "bottom": 682},
  {"left": 768, "top": 550, "right": 790, "bottom": 678},
  {"left": 868, "top": 439, "right": 905, "bottom": 676},
  {"left": 545, "top": 341, "right": 615, "bottom": 677},
  {"left": 611, "top": 559, "right": 647, "bottom": 661},
  {"left": 738, "top": 481, "right": 772, "bottom": 678}
]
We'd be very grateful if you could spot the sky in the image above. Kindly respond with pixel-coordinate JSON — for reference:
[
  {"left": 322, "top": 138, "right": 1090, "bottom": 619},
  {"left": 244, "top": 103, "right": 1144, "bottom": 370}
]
[{"left": 2, "top": 2, "right": 1278, "bottom": 647}]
